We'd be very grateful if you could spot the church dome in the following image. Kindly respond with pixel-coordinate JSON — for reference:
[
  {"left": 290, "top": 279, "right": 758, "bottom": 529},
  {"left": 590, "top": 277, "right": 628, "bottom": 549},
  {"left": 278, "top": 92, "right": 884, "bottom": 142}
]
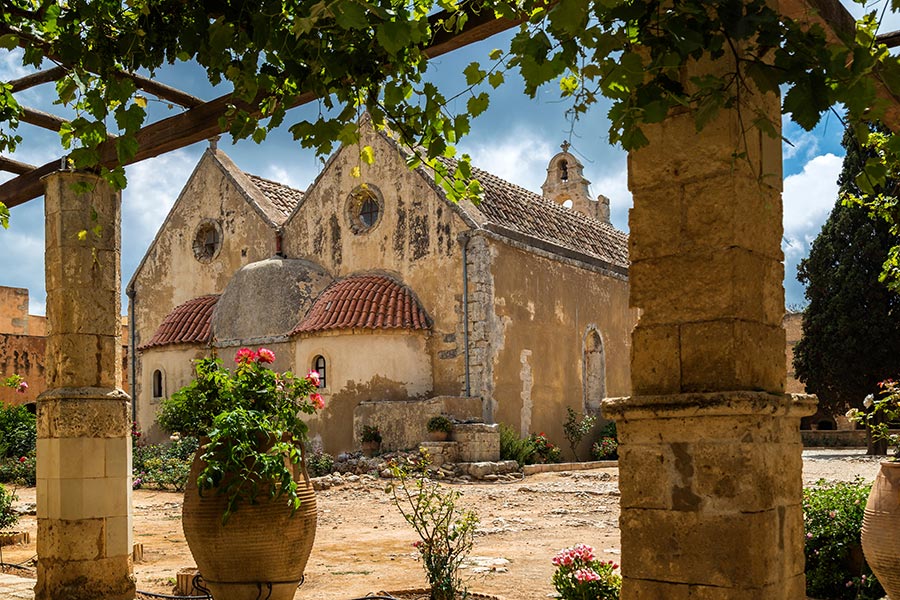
[{"left": 211, "top": 257, "right": 332, "bottom": 344}]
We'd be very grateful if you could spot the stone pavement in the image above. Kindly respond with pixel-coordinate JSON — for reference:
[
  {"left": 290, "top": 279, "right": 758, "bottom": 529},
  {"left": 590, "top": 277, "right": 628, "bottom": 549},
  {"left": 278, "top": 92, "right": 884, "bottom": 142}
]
[{"left": 0, "top": 573, "right": 35, "bottom": 599}]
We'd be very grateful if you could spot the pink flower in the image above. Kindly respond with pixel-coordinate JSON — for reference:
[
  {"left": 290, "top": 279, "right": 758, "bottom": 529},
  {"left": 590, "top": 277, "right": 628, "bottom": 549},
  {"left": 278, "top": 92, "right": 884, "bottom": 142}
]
[
  {"left": 257, "top": 348, "right": 276, "bottom": 364},
  {"left": 16, "top": 381, "right": 27, "bottom": 393},
  {"left": 235, "top": 348, "right": 257, "bottom": 364},
  {"left": 307, "top": 370, "right": 321, "bottom": 387},
  {"left": 310, "top": 393, "right": 325, "bottom": 410},
  {"left": 573, "top": 568, "right": 601, "bottom": 583}
]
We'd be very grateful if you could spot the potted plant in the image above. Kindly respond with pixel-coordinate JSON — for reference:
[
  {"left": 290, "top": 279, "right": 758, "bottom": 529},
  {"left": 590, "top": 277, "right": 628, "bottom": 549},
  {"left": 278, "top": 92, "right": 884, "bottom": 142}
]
[
  {"left": 426, "top": 415, "right": 453, "bottom": 442},
  {"left": 360, "top": 424, "right": 382, "bottom": 457},
  {"left": 158, "top": 348, "right": 324, "bottom": 600},
  {"left": 848, "top": 380, "right": 900, "bottom": 599}
]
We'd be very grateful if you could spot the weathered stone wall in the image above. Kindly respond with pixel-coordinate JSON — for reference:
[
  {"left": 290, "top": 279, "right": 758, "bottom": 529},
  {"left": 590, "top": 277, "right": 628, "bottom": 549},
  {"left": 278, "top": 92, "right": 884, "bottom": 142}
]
[
  {"left": 354, "top": 395, "right": 482, "bottom": 452},
  {"left": 281, "top": 127, "right": 470, "bottom": 397},
  {"left": 295, "top": 331, "right": 434, "bottom": 453},
  {"left": 0, "top": 286, "right": 30, "bottom": 334},
  {"left": 784, "top": 312, "right": 804, "bottom": 395},
  {"left": 0, "top": 333, "right": 45, "bottom": 405},
  {"left": 466, "top": 232, "right": 635, "bottom": 456},
  {"left": 130, "top": 150, "right": 280, "bottom": 435}
]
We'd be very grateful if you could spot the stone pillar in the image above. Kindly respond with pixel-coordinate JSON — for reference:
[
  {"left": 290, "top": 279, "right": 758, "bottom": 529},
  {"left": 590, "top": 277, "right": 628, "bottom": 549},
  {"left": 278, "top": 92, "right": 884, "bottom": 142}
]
[
  {"left": 36, "top": 172, "right": 135, "bottom": 600},
  {"left": 602, "top": 52, "right": 816, "bottom": 598}
]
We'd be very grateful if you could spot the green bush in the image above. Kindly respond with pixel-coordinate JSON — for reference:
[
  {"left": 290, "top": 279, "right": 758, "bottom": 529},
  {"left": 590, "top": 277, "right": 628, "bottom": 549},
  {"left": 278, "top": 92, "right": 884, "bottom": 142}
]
[
  {"left": 529, "top": 432, "right": 562, "bottom": 463},
  {"left": 0, "top": 452, "right": 36, "bottom": 486},
  {"left": 499, "top": 424, "right": 536, "bottom": 467},
  {"left": 804, "top": 478, "right": 884, "bottom": 600},
  {"left": 0, "top": 483, "right": 18, "bottom": 531},
  {"left": 307, "top": 449, "right": 334, "bottom": 477},
  {"left": 132, "top": 436, "right": 199, "bottom": 491},
  {"left": 0, "top": 404, "right": 36, "bottom": 459},
  {"left": 592, "top": 437, "right": 618, "bottom": 460},
  {"left": 563, "top": 407, "right": 596, "bottom": 461}
]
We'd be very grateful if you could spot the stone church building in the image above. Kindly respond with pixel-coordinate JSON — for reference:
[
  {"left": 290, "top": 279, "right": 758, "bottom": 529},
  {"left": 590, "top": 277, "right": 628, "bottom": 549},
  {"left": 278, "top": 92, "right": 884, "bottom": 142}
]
[{"left": 128, "top": 123, "right": 637, "bottom": 455}]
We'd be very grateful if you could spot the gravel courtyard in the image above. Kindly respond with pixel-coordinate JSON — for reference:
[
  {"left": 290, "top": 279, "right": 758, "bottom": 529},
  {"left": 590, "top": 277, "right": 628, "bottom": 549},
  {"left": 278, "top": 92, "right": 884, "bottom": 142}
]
[{"left": 0, "top": 449, "right": 887, "bottom": 599}]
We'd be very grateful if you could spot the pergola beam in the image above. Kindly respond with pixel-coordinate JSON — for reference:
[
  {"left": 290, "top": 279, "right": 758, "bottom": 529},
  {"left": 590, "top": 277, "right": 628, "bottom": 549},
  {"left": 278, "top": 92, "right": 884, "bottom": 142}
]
[
  {"left": 0, "top": 7, "right": 528, "bottom": 209},
  {"left": 9, "top": 66, "right": 67, "bottom": 93},
  {"left": 0, "top": 155, "right": 37, "bottom": 175}
]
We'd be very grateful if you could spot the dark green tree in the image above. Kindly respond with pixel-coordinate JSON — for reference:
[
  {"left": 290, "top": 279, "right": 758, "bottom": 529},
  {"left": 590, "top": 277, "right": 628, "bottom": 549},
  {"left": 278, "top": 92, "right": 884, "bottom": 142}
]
[{"left": 794, "top": 126, "right": 900, "bottom": 454}]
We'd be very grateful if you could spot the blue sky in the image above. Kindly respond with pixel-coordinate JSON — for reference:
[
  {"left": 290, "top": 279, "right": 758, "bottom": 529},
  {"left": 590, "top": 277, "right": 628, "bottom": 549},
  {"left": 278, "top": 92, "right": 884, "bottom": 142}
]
[{"left": 0, "top": 2, "right": 891, "bottom": 315}]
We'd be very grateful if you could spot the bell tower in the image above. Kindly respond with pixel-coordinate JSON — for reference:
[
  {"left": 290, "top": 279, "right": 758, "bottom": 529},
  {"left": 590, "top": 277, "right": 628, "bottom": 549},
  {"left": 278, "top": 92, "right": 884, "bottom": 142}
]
[{"left": 541, "top": 142, "right": 611, "bottom": 224}]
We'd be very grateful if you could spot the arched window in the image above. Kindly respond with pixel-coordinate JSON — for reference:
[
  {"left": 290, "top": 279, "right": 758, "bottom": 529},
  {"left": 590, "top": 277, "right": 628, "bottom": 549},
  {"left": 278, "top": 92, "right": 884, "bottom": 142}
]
[
  {"left": 313, "top": 355, "right": 327, "bottom": 389},
  {"left": 152, "top": 369, "right": 164, "bottom": 399},
  {"left": 583, "top": 328, "right": 606, "bottom": 416}
]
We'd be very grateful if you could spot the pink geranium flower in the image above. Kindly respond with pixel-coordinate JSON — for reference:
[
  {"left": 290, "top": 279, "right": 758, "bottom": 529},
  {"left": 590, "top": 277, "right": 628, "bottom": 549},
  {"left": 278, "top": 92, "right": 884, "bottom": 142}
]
[
  {"left": 16, "top": 381, "right": 27, "bottom": 393},
  {"left": 307, "top": 370, "right": 320, "bottom": 387},
  {"left": 257, "top": 348, "right": 276, "bottom": 364},
  {"left": 310, "top": 393, "right": 325, "bottom": 410}
]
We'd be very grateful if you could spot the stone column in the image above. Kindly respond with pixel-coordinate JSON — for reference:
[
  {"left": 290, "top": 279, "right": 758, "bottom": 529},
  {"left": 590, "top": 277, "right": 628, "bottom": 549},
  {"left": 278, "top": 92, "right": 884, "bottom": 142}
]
[
  {"left": 602, "top": 53, "right": 816, "bottom": 598},
  {"left": 36, "top": 172, "right": 135, "bottom": 600}
]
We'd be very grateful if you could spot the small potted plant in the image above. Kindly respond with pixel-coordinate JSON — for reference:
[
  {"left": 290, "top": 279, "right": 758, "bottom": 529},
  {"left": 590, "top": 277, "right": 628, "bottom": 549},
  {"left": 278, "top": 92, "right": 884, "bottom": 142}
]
[
  {"left": 551, "top": 543, "right": 621, "bottom": 599},
  {"left": 360, "top": 424, "right": 382, "bottom": 457},
  {"left": 158, "top": 348, "right": 325, "bottom": 600},
  {"left": 426, "top": 415, "right": 453, "bottom": 442}
]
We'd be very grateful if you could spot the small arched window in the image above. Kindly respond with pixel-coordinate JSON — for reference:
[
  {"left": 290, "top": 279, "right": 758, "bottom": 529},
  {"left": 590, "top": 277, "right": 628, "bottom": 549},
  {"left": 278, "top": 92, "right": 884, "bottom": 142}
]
[
  {"left": 152, "top": 369, "right": 164, "bottom": 399},
  {"left": 313, "top": 356, "right": 327, "bottom": 389}
]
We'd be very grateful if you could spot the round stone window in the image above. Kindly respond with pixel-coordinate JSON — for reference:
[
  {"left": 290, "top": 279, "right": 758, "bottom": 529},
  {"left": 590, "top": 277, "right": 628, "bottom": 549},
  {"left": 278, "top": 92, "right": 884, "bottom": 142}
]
[
  {"left": 346, "top": 185, "right": 383, "bottom": 234},
  {"left": 192, "top": 220, "right": 222, "bottom": 263}
]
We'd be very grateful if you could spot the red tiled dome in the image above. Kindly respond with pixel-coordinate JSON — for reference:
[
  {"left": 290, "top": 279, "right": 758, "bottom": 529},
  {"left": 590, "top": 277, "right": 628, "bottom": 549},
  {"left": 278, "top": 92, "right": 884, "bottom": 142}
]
[
  {"left": 293, "top": 275, "right": 430, "bottom": 334},
  {"left": 140, "top": 295, "right": 219, "bottom": 350}
]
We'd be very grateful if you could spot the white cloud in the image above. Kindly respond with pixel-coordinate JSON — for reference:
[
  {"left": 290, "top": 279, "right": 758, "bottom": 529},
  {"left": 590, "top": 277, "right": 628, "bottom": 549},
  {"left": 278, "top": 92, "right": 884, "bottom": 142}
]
[
  {"left": 462, "top": 129, "right": 555, "bottom": 192},
  {"left": 782, "top": 153, "right": 842, "bottom": 243},
  {"left": 122, "top": 149, "right": 200, "bottom": 252}
]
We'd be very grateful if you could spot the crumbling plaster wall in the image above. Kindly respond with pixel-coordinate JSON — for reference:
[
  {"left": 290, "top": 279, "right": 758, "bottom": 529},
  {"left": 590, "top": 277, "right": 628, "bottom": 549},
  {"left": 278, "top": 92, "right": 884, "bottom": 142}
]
[
  {"left": 467, "top": 232, "right": 636, "bottom": 457},
  {"left": 130, "top": 150, "right": 279, "bottom": 430},
  {"left": 281, "top": 128, "right": 469, "bottom": 397},
  {"left": 294, "top": 331, "right": 432, "bottom": 454},
  {"left": 0, "top": 333, "right": 45, "bottom": 405}
]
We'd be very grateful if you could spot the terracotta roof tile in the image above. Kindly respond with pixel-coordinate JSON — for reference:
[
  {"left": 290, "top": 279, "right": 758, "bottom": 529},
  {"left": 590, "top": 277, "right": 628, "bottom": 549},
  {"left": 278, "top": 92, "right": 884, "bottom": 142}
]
[
  {"left": 438, "top": 157, "right": 629, "bottom": 269},
  {"left": 245, "top": 174, "right": 304, "bottom": 222},
  {"left": 140, "top": 295, "right": 219, "bottom": 350},
  {"left": 293, "top": 275, "right": 431, "bottom": 334}
]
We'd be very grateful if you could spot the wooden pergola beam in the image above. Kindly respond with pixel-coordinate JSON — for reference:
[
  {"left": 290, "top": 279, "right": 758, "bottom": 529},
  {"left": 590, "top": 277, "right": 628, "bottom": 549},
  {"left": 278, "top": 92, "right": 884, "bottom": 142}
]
[
  {"left": 9, "top": 66, "right": 67, "bottom": 93},
  {"left": 0, "top": 8, "right": 528, "bottom": 209},
  {"left": 0, "top": 156, "right": 37, "bottom": 175},
  {"left": 20, "top": 106, "right": 70, "bottom": 134},
  {"left": 0, "top": 25, "right": 203, "bottom": 109},
  {"left": 783, "top": 0, "right": 900, "bottom": 130}
]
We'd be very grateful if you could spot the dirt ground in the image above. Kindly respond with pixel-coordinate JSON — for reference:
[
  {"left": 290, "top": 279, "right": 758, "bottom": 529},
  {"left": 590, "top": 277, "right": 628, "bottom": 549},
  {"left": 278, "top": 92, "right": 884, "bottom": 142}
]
[{"left": 0, "top": 449, "right": 887, "bottom": 599}]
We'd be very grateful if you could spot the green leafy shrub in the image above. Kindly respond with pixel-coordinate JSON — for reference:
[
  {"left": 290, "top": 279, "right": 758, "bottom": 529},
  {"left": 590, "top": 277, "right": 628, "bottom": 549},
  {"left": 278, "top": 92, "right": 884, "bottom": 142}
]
[
  {"left": 132, "top": 436, "right": 199, "bottom": 491},
  {"left": 307, "top": 449, "right": 335, "bottom": 477},
  {"left": 0, "top": 483, "right": 18, "bottom": 531},
  {"left": 426, "top": 415, "right": 453, "bottom": 434},
  {"left": 803, "top": 478, "right": 884, "bottom": 599},
  {"left": 551, "top": 544, "right": 620, "bottom": 600},
  {"left": 389, "top": 451, "right": 479, "bottom": 600},
  {"left": 0, "top": 404, "right": 36, "bottom": 459},
  {"left": 563, "top": 407, "right": 596, "bottom": 461},
  {"left": 0, "top": 452, "right": 35, "bottom": 486},
  {"left": 500, "top": 424, "right": 536, "bottom": 467},
  {"left": 530, "top": 433, "right": 562, "bottom": 464},
  {"left": 359, "top": 424, "right": 382, "bottom": 444},
  {"left": 592, "top": 437, "right": 618, "bottom": 460}
]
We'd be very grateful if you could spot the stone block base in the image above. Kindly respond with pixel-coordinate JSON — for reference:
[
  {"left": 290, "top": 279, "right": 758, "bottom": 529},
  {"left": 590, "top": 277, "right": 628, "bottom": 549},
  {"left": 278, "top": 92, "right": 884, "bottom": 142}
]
[
  {"left": 34, "top": 554, "right": 135, "bottom": 600},
  {"left": 602, "top": 391, "right": 816, "bottom": 598},
  {"left": 453, "top": 423, "right": 500, "bottom": 462},
  {"left": 419, "top": 441, "right": 459, "bottom": 466}
]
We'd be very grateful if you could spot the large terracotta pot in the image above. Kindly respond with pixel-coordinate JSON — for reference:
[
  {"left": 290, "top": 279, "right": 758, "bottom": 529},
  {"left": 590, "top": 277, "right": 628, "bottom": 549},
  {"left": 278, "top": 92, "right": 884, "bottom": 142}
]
[
  {"left": 182, "top": 438, "right": 317, "bottom": 600},
  {"left": 862, "top": 461, "right": 900, "bottom": 599}
]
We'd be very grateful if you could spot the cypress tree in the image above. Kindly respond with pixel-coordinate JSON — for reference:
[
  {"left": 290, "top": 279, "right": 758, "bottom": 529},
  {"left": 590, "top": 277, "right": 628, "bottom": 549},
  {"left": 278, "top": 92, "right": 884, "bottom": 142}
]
[{"left": 794, "top": 126, "right": 900, "bottom": 453}]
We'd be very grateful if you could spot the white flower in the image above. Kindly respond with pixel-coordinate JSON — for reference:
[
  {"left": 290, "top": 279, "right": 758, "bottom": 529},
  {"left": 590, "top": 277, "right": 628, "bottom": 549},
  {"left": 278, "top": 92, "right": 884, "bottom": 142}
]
[{"left": 864, "top": 394, "right": 875, "bottom": 409}]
